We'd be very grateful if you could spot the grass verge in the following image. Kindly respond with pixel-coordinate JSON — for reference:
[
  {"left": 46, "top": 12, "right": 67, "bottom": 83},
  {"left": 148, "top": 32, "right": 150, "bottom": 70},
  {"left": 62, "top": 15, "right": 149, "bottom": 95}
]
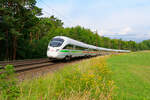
[{"left": 14, "top": 57, "right": 114, "bottom": 100}]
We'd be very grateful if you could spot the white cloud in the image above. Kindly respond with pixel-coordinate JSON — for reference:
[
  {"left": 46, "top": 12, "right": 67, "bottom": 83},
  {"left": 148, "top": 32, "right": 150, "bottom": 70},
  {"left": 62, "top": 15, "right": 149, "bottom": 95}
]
[
  {"left": 99, "top": 27, "right": 133, "bottom": 36},
  {"left": 118, "top": 27, "right": 133, "bottom": 35},
  {"left": 37, "top": 0, "right": 150, "bottom": 41}
]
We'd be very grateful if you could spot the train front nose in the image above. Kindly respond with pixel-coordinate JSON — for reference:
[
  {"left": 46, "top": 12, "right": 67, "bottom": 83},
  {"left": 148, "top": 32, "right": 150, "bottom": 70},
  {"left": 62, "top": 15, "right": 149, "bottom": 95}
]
[{"left": 47, "top": 47, "right": 59, "bottom": 58}]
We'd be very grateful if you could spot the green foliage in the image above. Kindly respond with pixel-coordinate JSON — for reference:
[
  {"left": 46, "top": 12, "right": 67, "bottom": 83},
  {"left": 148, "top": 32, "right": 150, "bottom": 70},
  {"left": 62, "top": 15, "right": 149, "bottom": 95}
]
[
  {"left": 0, "top": 65, "right": 20, "bottom": 100},
  {"left": 0, "top": 0, "right": 43, "bottom": 60},
  {"left": 0, "top": 0, "right": 150, "bottom": 61}
]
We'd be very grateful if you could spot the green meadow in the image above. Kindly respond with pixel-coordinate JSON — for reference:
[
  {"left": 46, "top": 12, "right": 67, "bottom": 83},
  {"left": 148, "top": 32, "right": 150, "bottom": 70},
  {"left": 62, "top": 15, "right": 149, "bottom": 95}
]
[{"left": 107, "top": 51, "right": 150, "bottom": 100}]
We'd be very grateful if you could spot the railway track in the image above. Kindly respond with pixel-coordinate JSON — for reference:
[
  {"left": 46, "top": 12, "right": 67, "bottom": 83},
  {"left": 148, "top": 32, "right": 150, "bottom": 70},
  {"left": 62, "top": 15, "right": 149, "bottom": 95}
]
[
  {"left": 0, "top": 53, "right": 121, "bottom": 80},
  {"left": 0, "top": 52, "right": 115, "bottom": 74},
  {"left": 0, "top": 58, "right": 55, "bottom": 73}
]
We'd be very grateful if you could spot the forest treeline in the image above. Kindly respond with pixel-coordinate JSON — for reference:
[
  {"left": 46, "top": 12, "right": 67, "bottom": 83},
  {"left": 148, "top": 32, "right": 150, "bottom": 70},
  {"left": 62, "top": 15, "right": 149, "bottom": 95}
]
[{"left": 0, "top": 0, "right": 150, "bottom": 60}]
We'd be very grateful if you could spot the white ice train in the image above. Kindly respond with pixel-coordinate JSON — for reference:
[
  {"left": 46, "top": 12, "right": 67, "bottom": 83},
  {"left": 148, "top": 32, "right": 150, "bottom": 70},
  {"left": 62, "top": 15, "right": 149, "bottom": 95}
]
[{"left": 47, "top": 36, "right": 130, "bottom": 60}]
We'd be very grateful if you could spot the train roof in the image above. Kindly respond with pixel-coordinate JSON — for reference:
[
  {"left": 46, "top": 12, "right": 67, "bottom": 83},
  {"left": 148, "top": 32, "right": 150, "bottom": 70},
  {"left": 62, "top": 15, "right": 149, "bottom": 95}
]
[
  {"left": 54, "top": 36, "right": 97, "bottom": 49},
  {"left": 53, "top": 36, "right": 130, "bottom": 52}
]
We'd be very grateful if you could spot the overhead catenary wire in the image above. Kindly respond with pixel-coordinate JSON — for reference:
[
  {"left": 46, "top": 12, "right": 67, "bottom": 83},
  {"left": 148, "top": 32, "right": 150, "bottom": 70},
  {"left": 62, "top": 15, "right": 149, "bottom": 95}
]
[{"left": 38, "top": 0, "right": 76, "bottom": 27}]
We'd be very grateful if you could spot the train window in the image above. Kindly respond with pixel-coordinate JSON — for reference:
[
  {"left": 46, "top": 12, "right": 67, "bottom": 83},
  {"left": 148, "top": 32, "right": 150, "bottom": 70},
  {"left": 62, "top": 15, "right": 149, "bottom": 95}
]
[
  {"left": 84, "top": 49, "right": 89, "bottom": 51},
  {"left": 89, "top": 48, "right": 94, "bottom": 51},
  {"left": 75, "top": 46, "right": 87, "bottom": 50},
  {"left": 63, "top": 44, "right": 74, "bottom": 49},
  {"left": 51, "top": 38, "right": 64, "bottom": 42},
  {"left": 93, "top": 49, "right": 98, "bottom": 51},
  {"left": 63, "top": 45, "right": 88, "bottom": 50},
  {"left": 49, "top": 38, "right": 64, "bottom": 47}
]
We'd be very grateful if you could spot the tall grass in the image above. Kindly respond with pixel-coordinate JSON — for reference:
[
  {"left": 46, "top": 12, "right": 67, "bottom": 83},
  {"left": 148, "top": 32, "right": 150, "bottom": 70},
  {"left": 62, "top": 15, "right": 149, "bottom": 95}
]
[{"left": 17, "top": 57, "right": 115, "bottom": 100}]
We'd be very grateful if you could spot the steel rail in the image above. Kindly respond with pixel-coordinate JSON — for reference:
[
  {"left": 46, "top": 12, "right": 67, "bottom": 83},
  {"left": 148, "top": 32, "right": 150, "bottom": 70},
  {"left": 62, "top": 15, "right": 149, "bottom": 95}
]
[
  {"left": 0, "top": 53, "right": 116, "bottom": 73},
  {"left": 0, "top": 58, "right": 54, "bottom": 73}
]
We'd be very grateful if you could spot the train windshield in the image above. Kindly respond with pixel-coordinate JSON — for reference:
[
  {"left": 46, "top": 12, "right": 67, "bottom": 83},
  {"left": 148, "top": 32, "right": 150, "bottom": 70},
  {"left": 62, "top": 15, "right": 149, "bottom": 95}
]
[{"left": 49, "top": 38, "right": 64, "bottom": 47}]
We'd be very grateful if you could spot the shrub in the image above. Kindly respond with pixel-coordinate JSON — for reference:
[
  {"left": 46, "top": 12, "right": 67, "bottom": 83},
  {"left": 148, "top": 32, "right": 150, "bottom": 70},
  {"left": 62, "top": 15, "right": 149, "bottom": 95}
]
[{"left": 0, "top": 65, "right": 20, "bottom": 100}]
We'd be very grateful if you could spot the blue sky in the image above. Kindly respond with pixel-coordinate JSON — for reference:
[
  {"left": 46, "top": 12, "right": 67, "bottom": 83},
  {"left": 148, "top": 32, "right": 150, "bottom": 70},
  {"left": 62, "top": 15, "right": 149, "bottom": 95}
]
[{"left": 36, "top": 0, "right": 150, "bottom": 42}]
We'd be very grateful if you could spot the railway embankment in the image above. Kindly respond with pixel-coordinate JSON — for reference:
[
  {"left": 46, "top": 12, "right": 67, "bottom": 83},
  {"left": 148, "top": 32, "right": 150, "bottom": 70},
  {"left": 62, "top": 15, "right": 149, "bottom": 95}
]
[{"left": 0, "top": 56, "right": 114, "bottom": 100}]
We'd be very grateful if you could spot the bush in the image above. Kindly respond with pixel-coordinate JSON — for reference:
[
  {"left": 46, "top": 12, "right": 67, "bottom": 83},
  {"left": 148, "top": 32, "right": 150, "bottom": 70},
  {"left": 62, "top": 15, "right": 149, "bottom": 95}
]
[{"left": 0, "top": 65, "right": 20, "bottom": 100}]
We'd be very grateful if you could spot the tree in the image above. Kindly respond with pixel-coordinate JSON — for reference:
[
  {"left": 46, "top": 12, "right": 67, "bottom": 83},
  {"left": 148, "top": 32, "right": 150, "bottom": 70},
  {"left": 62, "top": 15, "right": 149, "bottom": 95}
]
[{"left": 0, "top": 0, "right": 42, "bottom": 60}]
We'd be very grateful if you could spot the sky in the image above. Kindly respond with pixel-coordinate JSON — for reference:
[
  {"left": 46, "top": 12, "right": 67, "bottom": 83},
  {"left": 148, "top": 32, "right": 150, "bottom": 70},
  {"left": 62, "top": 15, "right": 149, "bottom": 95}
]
[{"left": 36, "top": 0, "right": 150, "bottom": 42}]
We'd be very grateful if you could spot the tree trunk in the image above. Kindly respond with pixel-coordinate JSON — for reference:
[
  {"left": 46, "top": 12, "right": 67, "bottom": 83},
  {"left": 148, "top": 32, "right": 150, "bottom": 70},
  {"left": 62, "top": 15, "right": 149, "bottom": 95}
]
[
  {"left": 30, "top": 32, "right": 32, "bottom": 43},
  {"left": 5, "top": 29, "right": 9, "bottom": 60},
  {"left": 13, "top": 36, "right": 17, "bottom": 60},
  {"left": 36, "top": 32, "right": 39, "bottom": 40}
]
